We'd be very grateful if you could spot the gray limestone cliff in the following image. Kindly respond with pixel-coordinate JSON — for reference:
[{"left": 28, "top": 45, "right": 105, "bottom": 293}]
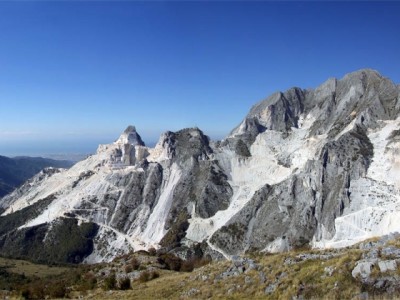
[{"left": 210, "top": 69, "right": 400, "bottom": 255}]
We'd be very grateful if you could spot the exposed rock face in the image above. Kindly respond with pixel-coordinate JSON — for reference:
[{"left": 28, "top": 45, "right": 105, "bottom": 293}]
[
  {"left": 0, "top": 69, "right": 399, "bottom": 263},
  {"left": 208, "top": 69, "right": 400, "bottom": 256}
]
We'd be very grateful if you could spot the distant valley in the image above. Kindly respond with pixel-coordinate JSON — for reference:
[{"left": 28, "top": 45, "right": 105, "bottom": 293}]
[{"left": 0, "top": 155, "right": 74, "bottom": 198}]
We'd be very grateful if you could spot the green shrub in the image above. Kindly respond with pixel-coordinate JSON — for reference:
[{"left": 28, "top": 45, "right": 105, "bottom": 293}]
[
  {"left": 103, "top": 273, "right": 116, "bottom": 290},
  {"left": 0, "top": 268, "right": 30, "bottom": 290},
  {"left": 78, "top": 271, "right": 97, "bottom": 290}
]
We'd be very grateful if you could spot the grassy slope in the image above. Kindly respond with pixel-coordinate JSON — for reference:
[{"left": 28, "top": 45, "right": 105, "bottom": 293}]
[
  {"left": 0, "top": 257, "right": 70, "bottom": 278},
  {"left": 1, "top": 237, "right": 399, "bottom": 299},
  {"left": 85, "top": 251, "right": 363, "bottom": 300},
  {"left": 85, "top": 240, "right": 399, "bottom": 300}
]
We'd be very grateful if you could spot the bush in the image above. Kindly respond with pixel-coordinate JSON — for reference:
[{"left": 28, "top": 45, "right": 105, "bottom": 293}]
[
  {"left": 138, "top": 271, "right": 150, "bottom": 283},
  {"left": 103, "top": 273, "right": 116, "bottom": 290},
  {"left": 124, "top": 265, "right": 133, "bottom": 273},
  {"left": 21, "top": 288, "right": 32, "bottom": 300},
  {"left": 180, "top": 257, "right": 211, "bottom": 272},
  {"left": 78, "top": 271, "right": 97, "bottom": 291},
  {"left": 148, "top": 247, "right": 157, "bottom": 256},
  {"left": 20, "top": 282, "right": 45, "bottom": 300},
  {"left": 180, "top": 260, "right": 194, "bottom": 272},
  {"left": 138, "top": 271, "right": 159, "bottom": 283},
  {"left": 157, "top": 253, "right": 183, "bottom": 271},
  {"left": 118, "top": 277, "right": 131, "bottom": 290},
  {"left": 129, "top": 257, "right": 140, "bottom": 270},
  {"left": 47, "top": 281, "right": 66, "bottom": 298},
  {"left": 151, "top": 271, "right": 160, "bottom": 279},
  {"left": 135, "top": 250, "right": 150, "bottom": 256}
]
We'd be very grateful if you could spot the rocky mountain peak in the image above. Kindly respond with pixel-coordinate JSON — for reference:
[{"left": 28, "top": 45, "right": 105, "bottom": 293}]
[
  {"left": 1, "top": 69, "right": 399, "bottom": 265},
  {"left": 150, "top": 127, "right": 212, "bottom": 163},
  {"left": 230, "top": 69, "right": 399, "bottom": 144},
  {"left": 342, "top": 68, "right": 382, "bottom": 82},
  {"left": 115, "top": 125, "right": 145, "bottom": 146}
]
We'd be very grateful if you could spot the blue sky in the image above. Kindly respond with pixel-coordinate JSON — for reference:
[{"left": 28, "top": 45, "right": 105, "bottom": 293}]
[{"left": 0, "top": 1, "right": 399, "bottom": 156}]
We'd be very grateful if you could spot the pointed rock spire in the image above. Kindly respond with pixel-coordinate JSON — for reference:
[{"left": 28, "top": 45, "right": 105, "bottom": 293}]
[{"left": 116, "top": 125, "right": 145, "bottom": 146}]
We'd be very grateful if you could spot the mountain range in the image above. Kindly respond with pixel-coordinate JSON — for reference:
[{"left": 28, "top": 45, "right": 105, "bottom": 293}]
[
  {"left": 0, "top": 69, "right": 399, "bottom": 265},
  {"left": 0, "top": 156, "right": 73, "bottom": 199}
]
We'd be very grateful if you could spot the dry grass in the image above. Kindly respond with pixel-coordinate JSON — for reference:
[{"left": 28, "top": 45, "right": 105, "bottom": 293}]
[
  {"left": 385, "top": 238, "right": 400, "bottom": 248},
  {"left": 87, "top": 271, "right": 190, "bottom": 299},
  {"left": 0, "top": 257, "right": 70, "bottom": 278},
  {"left": 2, "top": 239, "right": 399, "bottom": 300},
  {"left": 82, "top": 248, "right": 370, "bottom": 300}
]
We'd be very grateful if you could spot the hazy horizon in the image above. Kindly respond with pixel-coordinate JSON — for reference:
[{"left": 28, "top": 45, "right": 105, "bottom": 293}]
[
  {"left": 0, "top": 135, "right": 156, "bottom": 158},
  {"left": 0, "top": 124, "right": 230, "bottom": 158},
  {"left": 0, "top": 126, "right": 227, "bottom": 158}
]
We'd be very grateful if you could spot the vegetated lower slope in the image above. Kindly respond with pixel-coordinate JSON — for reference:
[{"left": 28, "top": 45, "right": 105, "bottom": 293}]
[
  {"left": 1, "top": 234, "right": 399, "bottom": 299},
  {"left": 0, "top": 155, "right": 74, "bottom": 198},
  {"left": 1, "top": 69, "right": 400, "bottom": 265}
]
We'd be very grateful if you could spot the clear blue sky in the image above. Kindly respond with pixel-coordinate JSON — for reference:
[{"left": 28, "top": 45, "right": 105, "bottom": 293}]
[{"left": 0, "top": 1, "right": 399, "bottom": 156}]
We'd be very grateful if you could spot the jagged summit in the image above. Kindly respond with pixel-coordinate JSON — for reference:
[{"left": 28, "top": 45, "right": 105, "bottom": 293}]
[
  {"left": 342, "top": 68, "right": 383, "bottom": 81},
  {"left": 1, "top": 69, "right": 400, "bottom": 264},
  {"left": 115, "top": 125, "right": 145, "bottom": 146},
  {"left": 230, "top": 68, "right": 399, "bottom": 143}
]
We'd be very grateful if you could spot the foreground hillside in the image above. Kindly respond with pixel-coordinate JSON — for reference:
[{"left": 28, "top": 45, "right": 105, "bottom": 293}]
[
  {"left": 0, "top": 234, "right": 399, "bottom": 299},
  {"left": 0, "top": 156, "right": 74, "bottom": 198}
]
